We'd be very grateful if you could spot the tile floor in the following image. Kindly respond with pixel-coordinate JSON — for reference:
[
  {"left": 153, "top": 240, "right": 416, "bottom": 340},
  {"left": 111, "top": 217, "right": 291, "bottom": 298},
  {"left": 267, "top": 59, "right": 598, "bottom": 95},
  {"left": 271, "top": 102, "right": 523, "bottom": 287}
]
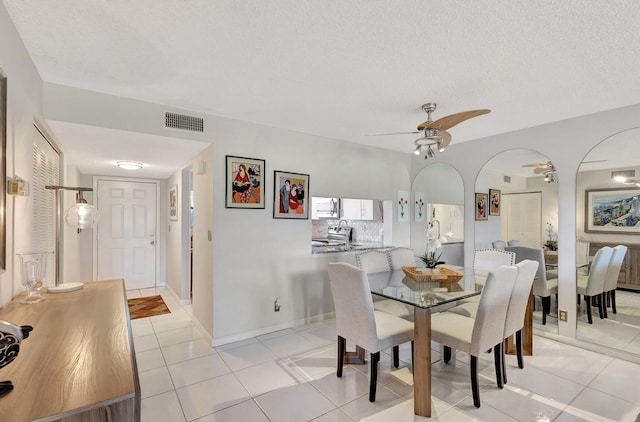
[{"left": 129, "top": 287, "right": 640, "bottom": 421}]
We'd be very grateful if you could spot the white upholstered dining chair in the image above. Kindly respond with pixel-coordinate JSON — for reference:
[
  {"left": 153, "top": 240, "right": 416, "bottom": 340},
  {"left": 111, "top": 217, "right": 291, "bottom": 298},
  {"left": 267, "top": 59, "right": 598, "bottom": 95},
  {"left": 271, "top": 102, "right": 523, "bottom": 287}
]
[
  {"left": 505, "top": 246, "right": 558, "bottom": 325},
  {"left": 603, "top": 245, "right": 627, "bottom": 316},
  {"left": 577, "top": 246, "right": 613, "bottom": 324},
  {"left": 327, "top": 262, "right": 414, "bottom": 402},
  {"left": 431, "top": 264, "right": 518, "bottom": 408},
  {"left": 387, "top": 247, "right": 417, "bottom": 270},
  {"left": 355, "top": 250, "right": 414, "bottom": 322}
]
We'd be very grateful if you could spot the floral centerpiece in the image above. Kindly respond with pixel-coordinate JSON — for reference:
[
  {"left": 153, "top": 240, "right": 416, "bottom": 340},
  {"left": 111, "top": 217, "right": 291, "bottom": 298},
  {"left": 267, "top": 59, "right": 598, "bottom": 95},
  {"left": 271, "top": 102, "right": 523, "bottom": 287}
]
[
  {"left": 418, "top": 223, "right": 445, "bottom": 268},
  {"left": 544, "top": 222, "right": 558, "bottom": 251}
]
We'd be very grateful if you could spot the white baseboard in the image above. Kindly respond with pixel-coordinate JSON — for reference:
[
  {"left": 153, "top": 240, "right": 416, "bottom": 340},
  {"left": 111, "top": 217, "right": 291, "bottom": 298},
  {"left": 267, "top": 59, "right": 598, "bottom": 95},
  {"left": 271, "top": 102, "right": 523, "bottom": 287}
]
[{"left": 211, "top": 311, "right": 336, "bottom": 347}]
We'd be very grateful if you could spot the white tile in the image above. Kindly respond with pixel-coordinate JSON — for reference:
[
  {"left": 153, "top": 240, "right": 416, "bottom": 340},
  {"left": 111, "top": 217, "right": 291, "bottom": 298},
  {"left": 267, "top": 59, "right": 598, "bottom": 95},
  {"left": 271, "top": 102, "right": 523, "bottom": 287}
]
[
  {"left": 256, "top": 328, "right": 295, "bottom": 341},
  {"left": 215, "top": 337, "right": 259, "bottom": 352},
  {"left": 478, "top": 382, "right": 565, "bottom": 422},
  {"left": 310, "top": 408, "right": 354, "bottom": 422},
  {"left": 255, "top": 382, "right": 336, "bottom": 422},
  {"left": 176, "top": 373, "right": 251, "bottom": 421},
  {"left": 153, "top": 318, "right": 197, "bottom": 334},
  {"left": 156, "top": 325, "right": 203, "bottom": 347},
  {"left": 588, "top": 357, "right": 640, "bottom": 403},
  {"left": 162, "top": 338, "right": 216, "bottom": 365},
  {"left": 288, "top": 344, "right": 339, "bottom": 381},
  {"left": 567, "top": 386, "right": 639, "bottom": 421},
  {"left": 438, "top": 396, "right": 519, "bottom": 421},
  {"left": 137, "top": 348, "right": 167, "bottom": 372},
  {"left": 298, "top": 324, "right": 337, "bottom": 346},
  {"left": 338, "top": 386, "right": 404, "bottom": 421},
  {"left": 506, "top": 364, "right": 584, "bottom": 405},
  {"left": 192, "top": 399, "right": 269, "bottom": 422},
  {"left": 168, "top": 353, "right": 231, "bottom": 388},
  {"left": 139, "top": 366, "right": 175, "bottom": 399},
  {"left": 134, "top": 334, "right": 160, "bottom": 353},
  {"left": 260, "top": 331, "right": 316, "bottom": 358},
  {"left": 218, "top": 341, "right": 278, "bottom": 372},
  {"left": 132, "top": 322, "right": 155, "bottom": 338},
  {"left": 141, "top": 390, "right": 186, "bottom": 422},
  {"left": 310, "top": 366, "right": 370, "bottom": 406},
  {"left": 234, "top": 359, "right": 302, "bottom": 396}
]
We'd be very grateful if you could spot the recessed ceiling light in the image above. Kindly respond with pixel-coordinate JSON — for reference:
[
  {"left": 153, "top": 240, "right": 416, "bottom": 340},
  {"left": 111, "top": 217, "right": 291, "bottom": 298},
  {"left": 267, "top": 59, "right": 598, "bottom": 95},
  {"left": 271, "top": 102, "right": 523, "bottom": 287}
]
[{"left": 116, "top": 161, "right": 143, "bottom": 170}]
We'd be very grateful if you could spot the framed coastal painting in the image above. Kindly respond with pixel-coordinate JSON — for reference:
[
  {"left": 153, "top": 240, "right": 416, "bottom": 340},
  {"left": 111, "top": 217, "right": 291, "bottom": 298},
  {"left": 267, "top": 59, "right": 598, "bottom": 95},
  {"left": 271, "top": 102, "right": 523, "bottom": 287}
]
[
  {"left": 489, "top": 188, "right": 501, "bottom": 216},
  {"left": 225, "top": 155, "right": 265, "bottom": 209},
  {"left": 273, "top": 170, "right": 309, "bottom": 219},
  {"left": 475, "top": 192, "right": 488, "bottom": 221},
  {"left": 169, "top": 185, "right": 178, "bottom": 221},
  {"left": 585, "top": 187, "right": 640, "bottom": 234}
]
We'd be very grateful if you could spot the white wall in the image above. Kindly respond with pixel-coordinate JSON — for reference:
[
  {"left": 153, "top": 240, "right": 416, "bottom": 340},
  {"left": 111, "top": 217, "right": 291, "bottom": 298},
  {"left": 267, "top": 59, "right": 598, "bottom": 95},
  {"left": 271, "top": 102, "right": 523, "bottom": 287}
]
[{"left": 0, "top": 4, "right": 75, "bottom": 305}]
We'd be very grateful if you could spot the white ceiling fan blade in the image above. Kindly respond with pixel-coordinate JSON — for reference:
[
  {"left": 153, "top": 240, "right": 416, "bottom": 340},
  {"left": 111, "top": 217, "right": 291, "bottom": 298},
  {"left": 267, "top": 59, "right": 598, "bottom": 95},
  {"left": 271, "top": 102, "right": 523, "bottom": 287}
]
[{"left": 365, "top": 131, "right": 420, "bottom": 136}]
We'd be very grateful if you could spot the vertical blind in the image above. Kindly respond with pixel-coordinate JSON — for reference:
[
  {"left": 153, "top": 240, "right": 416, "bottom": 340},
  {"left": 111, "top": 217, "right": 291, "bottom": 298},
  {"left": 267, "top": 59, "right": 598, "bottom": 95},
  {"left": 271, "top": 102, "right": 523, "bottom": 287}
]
[{"left": 31, "top": 133, "right": 59, "bottom": 254}]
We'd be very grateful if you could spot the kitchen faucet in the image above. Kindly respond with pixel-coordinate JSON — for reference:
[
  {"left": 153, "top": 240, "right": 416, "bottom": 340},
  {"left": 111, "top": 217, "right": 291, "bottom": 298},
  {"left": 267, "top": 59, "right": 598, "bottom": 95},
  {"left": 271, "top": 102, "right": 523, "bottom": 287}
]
[{"left": 428, "top": 219, "right": 441, "bottom": 240}]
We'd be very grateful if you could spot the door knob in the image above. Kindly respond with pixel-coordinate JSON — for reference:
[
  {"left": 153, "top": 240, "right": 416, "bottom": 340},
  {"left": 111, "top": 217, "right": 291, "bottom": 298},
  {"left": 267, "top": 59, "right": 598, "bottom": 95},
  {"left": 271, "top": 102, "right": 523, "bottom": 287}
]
[{"left": 150, "top": 241, "right": 155, "bottom": 245}]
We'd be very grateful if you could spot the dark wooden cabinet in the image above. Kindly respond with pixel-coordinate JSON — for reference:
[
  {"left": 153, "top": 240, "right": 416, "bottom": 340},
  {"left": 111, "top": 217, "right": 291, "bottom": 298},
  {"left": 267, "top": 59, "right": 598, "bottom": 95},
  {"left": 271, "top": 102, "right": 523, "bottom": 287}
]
[{"left": 589, "top": 242, "right": 640, "bottom": 291}]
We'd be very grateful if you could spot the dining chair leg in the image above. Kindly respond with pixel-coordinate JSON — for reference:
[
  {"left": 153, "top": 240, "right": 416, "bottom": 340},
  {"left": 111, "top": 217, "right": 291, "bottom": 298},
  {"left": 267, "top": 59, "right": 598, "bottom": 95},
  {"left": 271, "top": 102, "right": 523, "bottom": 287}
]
[
  {"left": 392, "top": 345, "right": 399, "bottom": 368},
  {"left": 541, "top": 296, "right": 550, "bottom": 325},
  {"left": 597, "top": 294, "right": 605, "bottom": 319},
  {"left": 337, "top": 336, "right": 346, "bottom": 377},
  {"left": 500, "top": 341, "right": 507, "bottom": 385},
  {"left": 494, "top": 344, "right": 503, "bottom": 388},
  {"left": 612, "top": 290, "right": 617, "bottom": 313},
  {"left": 369, "top": 352, "right": 380, "bottom": 402},
  {"left": 443, "top": 345, "right": 452, "bottom": 364},
  {"left": 516, "top": 329, "right": 524, "bottom": 369},
  {"left": 601, "top": 293, "right": 608, "bottom": 319},
  {"left": 585, "top": 296, "right": 593, "bottom": 324},
  {"left": 470, "top": 356, "right": 481, "bottom": 408}
]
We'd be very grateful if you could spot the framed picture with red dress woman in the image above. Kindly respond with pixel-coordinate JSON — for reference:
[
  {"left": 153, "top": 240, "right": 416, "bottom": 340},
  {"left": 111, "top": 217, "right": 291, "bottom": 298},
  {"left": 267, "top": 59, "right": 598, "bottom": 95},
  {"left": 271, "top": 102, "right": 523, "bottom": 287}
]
[
  {"left": 489, "top": 188, "right": 501, "bottom": 216},
  {"left": 273, "top": 170, "right": 309, "bottom": 219},
  {"left": 225, "top": 155, "right": 265, "bottom": 209},
  {"left": 475, "top": 192, "right": 488, "bottom": 221}
]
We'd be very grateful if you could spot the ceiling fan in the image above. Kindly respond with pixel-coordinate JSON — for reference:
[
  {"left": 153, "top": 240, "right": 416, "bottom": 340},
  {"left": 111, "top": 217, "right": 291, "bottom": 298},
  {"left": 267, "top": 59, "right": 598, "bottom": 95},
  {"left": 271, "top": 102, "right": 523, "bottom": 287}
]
[
  {"left": 522, "top": 161, "right": 555, "bottom": 175},
  {"left": 367, "top": 103, "right": 491, "bottom": 159}
]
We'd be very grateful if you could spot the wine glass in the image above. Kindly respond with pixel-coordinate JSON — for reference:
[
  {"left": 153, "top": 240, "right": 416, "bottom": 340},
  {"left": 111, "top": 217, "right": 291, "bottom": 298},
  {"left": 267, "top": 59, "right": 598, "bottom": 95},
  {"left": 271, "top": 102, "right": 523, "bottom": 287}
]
[{"left": 17, "top": 252, "right": 49, "bottom": 304}]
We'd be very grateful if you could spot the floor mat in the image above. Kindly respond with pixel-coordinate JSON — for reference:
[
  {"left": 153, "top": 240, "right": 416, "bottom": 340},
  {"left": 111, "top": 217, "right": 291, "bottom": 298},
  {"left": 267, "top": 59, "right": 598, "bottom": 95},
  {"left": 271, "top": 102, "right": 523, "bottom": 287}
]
[{"left": 128, "top": 295, "right": 171, "bottom": 320}]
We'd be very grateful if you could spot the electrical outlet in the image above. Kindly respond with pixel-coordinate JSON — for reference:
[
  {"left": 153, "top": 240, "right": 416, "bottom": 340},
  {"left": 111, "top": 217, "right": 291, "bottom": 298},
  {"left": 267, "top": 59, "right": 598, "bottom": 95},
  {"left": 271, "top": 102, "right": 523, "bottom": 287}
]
[
  {"left": 274, "top": 298, "right": 280, "bottom": 312},
  {"left": 559, "top": 310, "right": 567, "bottom": 322}
]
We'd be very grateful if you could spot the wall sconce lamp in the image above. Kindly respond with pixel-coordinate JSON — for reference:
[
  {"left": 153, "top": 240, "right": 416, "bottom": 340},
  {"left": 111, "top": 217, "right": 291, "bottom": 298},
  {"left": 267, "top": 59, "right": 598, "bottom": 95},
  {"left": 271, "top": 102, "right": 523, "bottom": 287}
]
[{"left": 45, "top": 186, "right": 100, "bottom": 292}]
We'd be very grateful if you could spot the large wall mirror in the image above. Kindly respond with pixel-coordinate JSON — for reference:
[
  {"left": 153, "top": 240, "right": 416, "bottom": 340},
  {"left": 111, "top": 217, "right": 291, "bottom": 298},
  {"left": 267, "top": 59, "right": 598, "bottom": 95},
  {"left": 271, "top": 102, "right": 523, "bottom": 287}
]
[
  {"left": 411, "top": 163, "right": 464, "bottom": 266},
  {"left": 576, "top": 128, "right": 640, "bottom": 355},
  {"left": 476, "top": 149, "right": 559, "bottom": 333}
]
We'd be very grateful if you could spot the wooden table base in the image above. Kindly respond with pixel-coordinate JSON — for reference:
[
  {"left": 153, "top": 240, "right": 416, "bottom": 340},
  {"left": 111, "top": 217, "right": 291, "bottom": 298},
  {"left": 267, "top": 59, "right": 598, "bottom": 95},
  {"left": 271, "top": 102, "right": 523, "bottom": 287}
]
[
  {"left": 506, "top": 291, "right": 533, "bottom": 356},
  {"left": 344, "top": 345, "right": 366, "bottom": 364}
]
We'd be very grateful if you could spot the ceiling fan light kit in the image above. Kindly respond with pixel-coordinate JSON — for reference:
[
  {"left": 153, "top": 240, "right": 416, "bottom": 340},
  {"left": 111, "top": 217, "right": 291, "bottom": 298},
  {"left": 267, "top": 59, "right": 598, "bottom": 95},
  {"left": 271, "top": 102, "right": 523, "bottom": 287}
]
[
  {"left": 614, "top": 175, "right": 640, "bottom": 186},
  {"left": 368, "top": 102, "right": 490, "bottom": 159}
]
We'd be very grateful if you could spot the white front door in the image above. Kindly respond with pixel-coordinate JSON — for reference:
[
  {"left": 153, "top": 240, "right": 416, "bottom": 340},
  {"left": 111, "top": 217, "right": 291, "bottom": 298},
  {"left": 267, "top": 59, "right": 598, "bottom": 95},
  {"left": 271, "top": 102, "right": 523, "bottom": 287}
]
[{"left": 96, "top": 179, "right": 157, "bottom": 290}]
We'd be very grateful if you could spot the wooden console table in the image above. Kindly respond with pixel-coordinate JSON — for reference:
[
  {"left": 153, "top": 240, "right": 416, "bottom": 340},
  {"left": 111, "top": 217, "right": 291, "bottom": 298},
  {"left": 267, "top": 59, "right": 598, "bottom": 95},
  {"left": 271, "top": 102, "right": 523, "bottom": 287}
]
[{"left": 0, "top": 279, "right": 140, "bottom": 421}]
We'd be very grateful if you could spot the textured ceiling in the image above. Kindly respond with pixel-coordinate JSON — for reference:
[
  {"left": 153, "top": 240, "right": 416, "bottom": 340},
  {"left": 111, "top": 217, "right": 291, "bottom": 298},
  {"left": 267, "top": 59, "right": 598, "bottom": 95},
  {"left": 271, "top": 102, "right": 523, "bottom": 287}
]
[{"left": 4, "top": 0, "right": 640, "bottom": 175}]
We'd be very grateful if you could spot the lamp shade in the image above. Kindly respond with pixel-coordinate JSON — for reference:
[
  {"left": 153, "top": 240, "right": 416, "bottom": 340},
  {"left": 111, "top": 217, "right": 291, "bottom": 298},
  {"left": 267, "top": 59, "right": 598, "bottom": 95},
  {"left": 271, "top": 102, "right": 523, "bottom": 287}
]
[{"left": 65, "top": 203, "right": 100, "bottom": 229}]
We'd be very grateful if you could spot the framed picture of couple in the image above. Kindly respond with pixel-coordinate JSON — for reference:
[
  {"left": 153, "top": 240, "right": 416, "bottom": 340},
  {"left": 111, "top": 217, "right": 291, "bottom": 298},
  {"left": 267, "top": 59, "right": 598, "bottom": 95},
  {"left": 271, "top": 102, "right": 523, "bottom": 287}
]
[{"left": 273, "top": 170, "right": 309, "bottom": 219}]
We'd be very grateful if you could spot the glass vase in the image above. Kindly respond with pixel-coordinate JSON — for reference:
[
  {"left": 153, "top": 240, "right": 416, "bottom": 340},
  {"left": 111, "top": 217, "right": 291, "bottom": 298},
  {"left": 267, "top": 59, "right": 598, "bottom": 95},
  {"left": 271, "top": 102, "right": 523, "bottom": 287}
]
[{"left": 17, "top": 252, "right": 49, "bottom": 304}]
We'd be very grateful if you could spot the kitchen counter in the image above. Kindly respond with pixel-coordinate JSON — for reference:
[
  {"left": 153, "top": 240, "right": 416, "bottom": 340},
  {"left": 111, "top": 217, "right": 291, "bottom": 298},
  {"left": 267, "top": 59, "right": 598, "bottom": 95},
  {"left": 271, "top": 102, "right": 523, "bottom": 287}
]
[{"left": 312, "top": 241, "right": 390, "bottom": 254}]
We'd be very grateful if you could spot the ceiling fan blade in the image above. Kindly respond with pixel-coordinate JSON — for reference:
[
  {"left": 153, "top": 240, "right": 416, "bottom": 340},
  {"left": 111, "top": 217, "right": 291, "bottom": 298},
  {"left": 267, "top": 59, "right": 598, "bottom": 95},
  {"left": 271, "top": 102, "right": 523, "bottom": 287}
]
[
  {"left": 533, "top": 167, "right": 547, "bottom": 174},
  {"left": 439, "top": 130, "right": 452, "bottom": 149},
  {"left": 417, "top": 109, "right": 491, "bottom": 131},
  {"left": 365, "top": 131, "right": 420, "bottom": 136},
  {"left": 582, "top": 159, "right": 607, "bottom": 164},
  {"left": 522, "top": 163, "right": 542, "bottom": 168}
]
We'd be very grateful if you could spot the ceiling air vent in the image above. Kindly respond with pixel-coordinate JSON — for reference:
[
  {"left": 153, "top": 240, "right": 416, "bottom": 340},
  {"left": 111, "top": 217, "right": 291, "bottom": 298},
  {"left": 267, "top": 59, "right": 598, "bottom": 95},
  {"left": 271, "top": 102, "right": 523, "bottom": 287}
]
[
  {"left": 611, "top": 169, "right": 635, "bottom": 180},
  {"left": 503, "top": 175, "right": 511, "bottom": 183},
  {"left": 165, "top": 112, "right": 204, "bottom": 133}
]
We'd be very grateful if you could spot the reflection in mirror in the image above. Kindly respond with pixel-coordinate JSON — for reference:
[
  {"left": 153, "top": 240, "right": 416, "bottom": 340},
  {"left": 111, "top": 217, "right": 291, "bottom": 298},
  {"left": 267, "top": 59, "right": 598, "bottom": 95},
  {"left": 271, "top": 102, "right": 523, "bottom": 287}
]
[
  {"left": 477, "top": 149, "right": 558, "bottom": 333},
  {"left": 311, "top": 197, "right": 393, "bottom": 253},
  {"left": 411, "top": 163, "right": 464, "bottom": 266},
  {"left": 577, "top": 128, "right": 640, "bottom": 355}
]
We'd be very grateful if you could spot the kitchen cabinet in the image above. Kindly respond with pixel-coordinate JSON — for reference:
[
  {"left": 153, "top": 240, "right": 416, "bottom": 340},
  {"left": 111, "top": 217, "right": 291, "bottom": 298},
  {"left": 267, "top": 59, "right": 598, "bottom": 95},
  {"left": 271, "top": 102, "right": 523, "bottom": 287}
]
[
  {"left": 341, "top": 198, "right": 374, "bottom": 220},
  {"left": 311, "top": 197, "right": 339, "bottom": 219}
]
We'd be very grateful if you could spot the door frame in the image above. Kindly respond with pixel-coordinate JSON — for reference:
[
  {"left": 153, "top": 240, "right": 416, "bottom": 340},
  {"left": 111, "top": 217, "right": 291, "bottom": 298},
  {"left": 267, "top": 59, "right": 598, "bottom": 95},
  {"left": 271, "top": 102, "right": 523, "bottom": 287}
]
[{"left": 92, "top": 176, "right": 162, "bottom": 285}]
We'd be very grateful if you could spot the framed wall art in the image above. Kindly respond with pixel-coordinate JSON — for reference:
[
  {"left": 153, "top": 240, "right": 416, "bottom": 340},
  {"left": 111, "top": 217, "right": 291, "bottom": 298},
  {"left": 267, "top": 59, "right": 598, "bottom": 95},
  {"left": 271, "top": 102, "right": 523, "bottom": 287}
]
[
  {"left": 225, "top": 155, "right": 265, "bottom": 209},
  {"left": 585, "top": 187, "right": 640, "bottom": 234},
  {"left": 475, "top": 192, "right": 488, "bottom": 221},
  {"left": 169, "top": 184, "right": 178, "bottom": 221},
  {"left": 414, "top": 192, "right": 425, "bottom": 222},
  {"left": 489, "top": 188, "right": 501, "bottom": 216},
  {"left": 397, "top": 190, "right": 409, "bottom": 223},
  {"left": 273, "top": 170, "right": 309, "bottom": 219}
]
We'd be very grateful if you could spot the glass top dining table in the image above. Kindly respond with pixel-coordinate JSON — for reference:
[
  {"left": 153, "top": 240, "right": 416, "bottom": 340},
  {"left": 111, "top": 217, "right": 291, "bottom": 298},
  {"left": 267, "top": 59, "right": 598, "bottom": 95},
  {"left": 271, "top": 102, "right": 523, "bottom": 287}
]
[{"left": 366, "top": 265, "right": 482, "bottom": 418}]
